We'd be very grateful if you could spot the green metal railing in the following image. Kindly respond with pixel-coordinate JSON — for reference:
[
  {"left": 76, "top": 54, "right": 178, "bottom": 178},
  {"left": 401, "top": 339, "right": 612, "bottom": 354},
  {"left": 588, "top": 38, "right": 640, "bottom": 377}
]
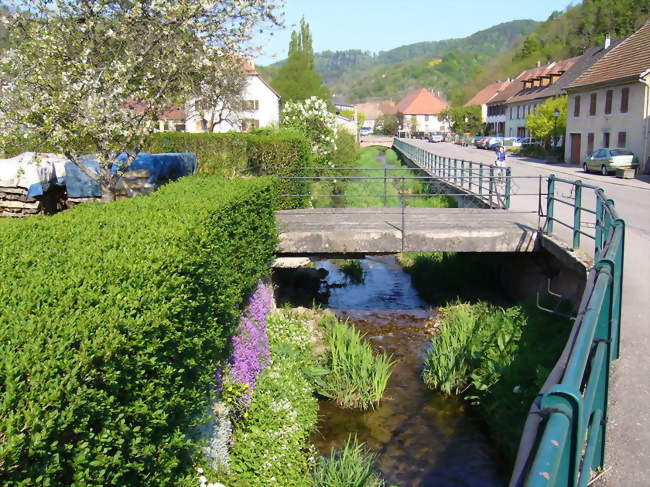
[
  {"left": 393, "top": 138, "right": 512, "bottom": 209},
  {"left": 515, "top": 175, "right": 624, "bottom": 487},
  {"left": 392, "top": 140, "right": 624, "bottom": 487}
]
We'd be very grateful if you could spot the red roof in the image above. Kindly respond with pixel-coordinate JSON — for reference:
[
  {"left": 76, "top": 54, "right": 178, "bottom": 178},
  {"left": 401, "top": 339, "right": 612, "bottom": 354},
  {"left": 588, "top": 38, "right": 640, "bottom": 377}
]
[
  {"left": 354, "top": 100, "right": 397, "bottom": 119},
  {"left": 464, "top": 80, "right": 512, "bottom": 107},
  {"left": 396, "top": 88, "right": 448, "bottom": 115},
  {"left": 125, "top": 100, "right": 186, "bottom": 120}
]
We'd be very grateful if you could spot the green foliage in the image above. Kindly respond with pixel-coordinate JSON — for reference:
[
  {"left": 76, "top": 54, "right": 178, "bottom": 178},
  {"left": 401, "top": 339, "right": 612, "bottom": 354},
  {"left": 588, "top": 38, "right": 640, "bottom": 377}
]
[
  {"left": 271, "top": 18, "right": 332, "bottom": 104},
  {"left": 525, "top": 96, "right": 568, "bottom": 148},
  {"left": 340, "top": 260, "right": 364, "bottom": 284},
  {"left": 317, "top": 314, "right": 394, "bottom": 410},
  {"left": 222, "top": 310, "right": 319, "bottom": 487},
  {"left": 422, "top": 301, "right": 572, "bottom": 464},
  {"left": 314, "top": 436, "right": 385, "bottom": 487},
  {"left": 423, "top": 302, "right": 525, "bottom": 396},
  {"left": 397, "top": 252, "right": 500, "bottom": 304},
  {"left": 439, "top": 105, "right": 484, "bottom": 134},
  {"left": 0, "top": 176, "right": 278, "bottom": 486},
  {"left": 330, "top": 130, "right": 360, "bottom": 167},
  {"left": 374, "top": 113, "right": 398, "bottom": 135},
  {"left": 144, "top": 130, "right": 310, "bottom": 209}
]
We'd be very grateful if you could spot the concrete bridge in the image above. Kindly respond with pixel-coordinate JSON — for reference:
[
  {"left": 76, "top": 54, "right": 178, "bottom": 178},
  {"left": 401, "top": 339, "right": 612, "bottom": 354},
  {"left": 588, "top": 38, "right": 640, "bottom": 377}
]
[
  {"left": 359, "top": 135, "right": 394, "bottom": 148},
  {"left": 276, "top": 207, "right": 538, "bottom": 256}
]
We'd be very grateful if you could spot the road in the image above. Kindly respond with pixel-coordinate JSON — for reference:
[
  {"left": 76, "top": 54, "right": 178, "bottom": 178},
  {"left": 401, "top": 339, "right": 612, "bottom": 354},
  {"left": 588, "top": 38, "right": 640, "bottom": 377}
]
[{"left": 401, "top": 139, "right": 650, "bottom": 486}]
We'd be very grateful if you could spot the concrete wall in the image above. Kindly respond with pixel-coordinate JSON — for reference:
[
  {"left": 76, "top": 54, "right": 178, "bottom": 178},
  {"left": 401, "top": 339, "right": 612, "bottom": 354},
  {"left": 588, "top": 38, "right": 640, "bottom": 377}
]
[{"left": 565, "top": 81, "right": 649, "bottom": 172}]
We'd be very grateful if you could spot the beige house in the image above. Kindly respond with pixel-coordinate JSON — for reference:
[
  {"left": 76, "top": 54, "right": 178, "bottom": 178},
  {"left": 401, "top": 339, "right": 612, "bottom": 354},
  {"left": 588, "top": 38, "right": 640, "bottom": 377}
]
[
  {"left": 465, "top": 80, "right": 512, "bottom": 123},
  {"left": 396, "top": 88, "right": 449, "bottom": 135},
  {"left": 564, "top": 22, "right": 650, "bottom": 172}
]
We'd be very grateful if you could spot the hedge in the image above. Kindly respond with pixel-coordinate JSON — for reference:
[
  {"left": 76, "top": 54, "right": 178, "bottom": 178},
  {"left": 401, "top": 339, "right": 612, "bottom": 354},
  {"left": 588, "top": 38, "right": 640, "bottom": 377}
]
[
  {"left": 145, "top": 131, "right": 310, "bottom": 208},
  {"left": 0, "top": 175, "right": 278, "bottom": 486}
]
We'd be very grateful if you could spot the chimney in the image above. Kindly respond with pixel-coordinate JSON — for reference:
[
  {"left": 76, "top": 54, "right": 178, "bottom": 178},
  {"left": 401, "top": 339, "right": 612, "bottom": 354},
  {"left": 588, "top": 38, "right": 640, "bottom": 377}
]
[{"left": 605, "top": 33, "right": 611, "bottom": 50}]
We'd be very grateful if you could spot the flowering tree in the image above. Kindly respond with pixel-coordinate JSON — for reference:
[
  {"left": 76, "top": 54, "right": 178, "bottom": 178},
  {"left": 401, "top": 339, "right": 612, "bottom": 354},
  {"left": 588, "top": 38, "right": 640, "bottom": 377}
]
[
  {"left": 281, "top": 96, "right": 337, "bottom": 166},
  {"left": 0, "top": 0, "right": 282, "bottom": 201}
]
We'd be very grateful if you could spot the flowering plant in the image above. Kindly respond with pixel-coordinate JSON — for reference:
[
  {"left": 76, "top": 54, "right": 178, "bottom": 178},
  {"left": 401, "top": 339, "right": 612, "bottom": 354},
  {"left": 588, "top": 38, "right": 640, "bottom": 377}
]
[{"left": 281, "top": 97, "right": 337, "bottom": 166}]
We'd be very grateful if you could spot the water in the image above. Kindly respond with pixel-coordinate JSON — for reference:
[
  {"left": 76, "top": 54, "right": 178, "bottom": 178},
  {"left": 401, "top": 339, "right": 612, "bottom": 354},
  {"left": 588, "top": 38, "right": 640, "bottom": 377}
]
[{"left": 282, "top": 256, "right": 507, "bottom": 486}]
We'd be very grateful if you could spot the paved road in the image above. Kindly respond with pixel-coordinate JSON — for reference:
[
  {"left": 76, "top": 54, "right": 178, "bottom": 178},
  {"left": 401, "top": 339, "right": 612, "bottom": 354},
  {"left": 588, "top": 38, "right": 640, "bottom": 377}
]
[{"left": 402, "top": 139, "right": 650, "bottom": 486}]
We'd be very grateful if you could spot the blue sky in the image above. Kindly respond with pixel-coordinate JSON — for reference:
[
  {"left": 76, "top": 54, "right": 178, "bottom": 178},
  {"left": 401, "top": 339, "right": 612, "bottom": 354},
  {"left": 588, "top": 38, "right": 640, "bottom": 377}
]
[{"left": 253, "top": 0, "right": 576, "bottom": 65}]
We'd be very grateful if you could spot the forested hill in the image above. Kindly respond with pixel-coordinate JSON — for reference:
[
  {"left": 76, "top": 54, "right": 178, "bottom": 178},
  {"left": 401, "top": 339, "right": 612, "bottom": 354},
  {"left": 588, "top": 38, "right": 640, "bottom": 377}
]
[
  {"left": 459, "top": 0, "right": 650, "bottom": 103},
  {"left": 259, "top": 19, "right": 540, "bottom": 105}
]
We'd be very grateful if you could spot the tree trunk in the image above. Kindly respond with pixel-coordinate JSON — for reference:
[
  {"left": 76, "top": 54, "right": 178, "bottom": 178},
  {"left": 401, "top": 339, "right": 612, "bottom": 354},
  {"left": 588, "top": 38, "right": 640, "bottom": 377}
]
[{"left": 100, "top": 165, "right": 116, "bottom": 203}]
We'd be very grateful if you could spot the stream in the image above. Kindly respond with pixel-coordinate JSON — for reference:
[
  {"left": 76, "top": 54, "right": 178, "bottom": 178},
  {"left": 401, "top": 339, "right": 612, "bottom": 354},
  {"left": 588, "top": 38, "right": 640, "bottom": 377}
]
[{"left": 277, "top": 256, "right": 507, "bottom": 486}]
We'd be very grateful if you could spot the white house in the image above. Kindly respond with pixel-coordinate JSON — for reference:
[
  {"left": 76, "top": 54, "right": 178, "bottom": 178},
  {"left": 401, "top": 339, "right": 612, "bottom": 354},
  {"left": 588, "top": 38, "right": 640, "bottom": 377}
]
[
  {"left": 185, "top": 65, "right": 280, "bottom": 133},
  {"left": 564, "top": 22, "right": 650, "bottom": 171},
  {"left": 354, "top": 101, "right": 397, "bottom": 132},
  {"left": 396, "top": 88, "right": 449, "bottom": 135}
]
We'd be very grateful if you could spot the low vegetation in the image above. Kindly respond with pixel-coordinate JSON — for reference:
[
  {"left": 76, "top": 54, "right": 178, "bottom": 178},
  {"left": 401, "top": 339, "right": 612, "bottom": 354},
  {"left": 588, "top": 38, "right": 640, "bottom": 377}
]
[
  {"left": 423, "top": 301, "right": 571, "bottom": 463},
  {"left": 340, "top": 260, "right": 364, "bottom": 284},
  {"left": 316, "top": 314, "right": 394, "bottom": 410},
  {"left": 314, "top": 437, "right": 385, "bottom": 487}
]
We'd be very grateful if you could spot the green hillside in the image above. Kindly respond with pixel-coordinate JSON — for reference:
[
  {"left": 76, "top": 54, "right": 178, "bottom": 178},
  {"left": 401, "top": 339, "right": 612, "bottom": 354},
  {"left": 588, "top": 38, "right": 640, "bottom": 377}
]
[
  {"left": 259, "top": 20, "right": 540, "bottom": 105},
  {"left": 460, "top": 0, "right": 650, "bottom": 102}
]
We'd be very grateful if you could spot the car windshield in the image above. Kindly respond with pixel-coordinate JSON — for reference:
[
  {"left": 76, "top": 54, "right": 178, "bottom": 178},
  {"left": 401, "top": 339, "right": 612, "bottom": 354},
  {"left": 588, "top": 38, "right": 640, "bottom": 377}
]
[{"left": 610, "top": 149, "right": 633, "bottom": 156}]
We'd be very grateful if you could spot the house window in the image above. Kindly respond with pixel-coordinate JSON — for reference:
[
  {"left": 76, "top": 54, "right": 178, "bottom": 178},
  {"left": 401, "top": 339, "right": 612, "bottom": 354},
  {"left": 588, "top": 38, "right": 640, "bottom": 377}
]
[
  {"left": 587, "top": 133, "right": 594, "bottom": 154},
  {"left": 509, "top": 128, "right": 513, "bottom": 136},
  {"left": 589, "top": 93, "right": 597, "bottom": 116},
  {"left": 574, "top": 96, "right": 581, "bottom": 117},
  {"left": 603, "top": 132, "right": 610, "bottom": 148},
  {"left": 425, "top": 115, "right": 430, "bottom": 121},
  {"left": 242, "top": 119, "right": 260, "bottom": 131},
  {"left": 605, "top": 90, "right": 613, "bottom": 114},
  {"left": 243, "top": 100, "right": 259, "bottom": 111},
  {"left": 620, "top": 87, "right": 629, "bottom": 113},
  {"left": 617, "top": 131, "right": 626, "bottom": 147},
  {"left": 516, "top": 106, "right": 520, "bottom": 119}
]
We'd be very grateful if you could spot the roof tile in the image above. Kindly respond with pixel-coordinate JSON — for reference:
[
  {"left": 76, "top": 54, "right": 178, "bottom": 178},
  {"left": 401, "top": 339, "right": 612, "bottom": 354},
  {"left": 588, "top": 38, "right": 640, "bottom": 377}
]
[{"left": 396, "top": 88, "right": 448, "bottom": 115}]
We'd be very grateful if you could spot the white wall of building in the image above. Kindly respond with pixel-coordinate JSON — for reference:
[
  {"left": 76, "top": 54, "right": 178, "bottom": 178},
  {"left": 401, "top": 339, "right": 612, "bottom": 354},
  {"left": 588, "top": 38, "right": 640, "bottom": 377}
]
[
  {"left": 405, "top": 114, "right": 448, "bottom": 133},
  {"left": 565, "top": 81, "right": 649, "bottom": 171},
  {"left": 186, "top": 74, "right": 280, "bottom": 133}
]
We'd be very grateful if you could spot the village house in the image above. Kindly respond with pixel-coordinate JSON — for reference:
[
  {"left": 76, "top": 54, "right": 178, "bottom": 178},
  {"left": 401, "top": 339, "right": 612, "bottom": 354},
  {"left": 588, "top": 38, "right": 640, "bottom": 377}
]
[
  {"left": 564, "top": 22, "right": 650, "bottom": 171},
  {"left": 185, "top": 64, "right": 280, "bottom": 133},
  {"left": 464, "top": 80, "right": 512, "bottom": 123},
  {"left": 396, "top": 88, "right": 448, "bottom": 135},
  {"left": 354, "top": 100, "right": 397, "bottom": 133},
  {"left": 485, "top": 77, "right": 522, "bottom": 137}
]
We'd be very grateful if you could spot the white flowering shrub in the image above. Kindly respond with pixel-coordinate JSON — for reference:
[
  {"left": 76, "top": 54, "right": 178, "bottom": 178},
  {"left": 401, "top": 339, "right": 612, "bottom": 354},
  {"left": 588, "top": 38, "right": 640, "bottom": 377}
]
[
  {"left": 266, "top": 310, "right": 313, "bottom": 353},
  {"left": 281, "top": 97, "right": 337, "bottom": 166}
]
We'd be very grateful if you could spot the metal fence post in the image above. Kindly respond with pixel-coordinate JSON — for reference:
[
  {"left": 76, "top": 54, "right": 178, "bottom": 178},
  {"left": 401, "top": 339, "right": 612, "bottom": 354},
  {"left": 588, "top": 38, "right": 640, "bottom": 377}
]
[
  {"left": 384, "top": 166, "right": 388, "bottom": 207},
  {"left": 489, "top": 165, "right": 495, "bottom": 208},
  {"left": 595, "top": 191, "right": 604, "bottom": 260},
  {"left": 573, "top": 180, "right": 583, "bottom": 249},
  {"left": 505, "top": 167, "right": 511, "bottom": 209},
  {"left": 547, "top": 175, "right": 556, "bottom": 234},
  {"left": 454, "top": 159, "right": 458, "bottom": 185},
  {"left": 461, "top": 160, "right": 465, "bottom": 189},
  {"left": 469, "top": 162, "right": 473, "bottom": 192},
  {"left": 478, "top": 165, "right": 483, "bottom": 196}
]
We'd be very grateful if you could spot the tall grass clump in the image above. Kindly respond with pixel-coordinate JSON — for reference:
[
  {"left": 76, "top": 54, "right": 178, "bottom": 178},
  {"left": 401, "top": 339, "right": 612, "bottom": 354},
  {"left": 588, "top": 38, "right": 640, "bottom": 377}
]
[
  {"left": 314, "top": 436, "right": 385, "bottom": 487},
  {"left": 341, "top": 259, "right": 364, "bottom": 284},
  {"left": 318, "top": 314, "right": 394, "bottom": 410}
]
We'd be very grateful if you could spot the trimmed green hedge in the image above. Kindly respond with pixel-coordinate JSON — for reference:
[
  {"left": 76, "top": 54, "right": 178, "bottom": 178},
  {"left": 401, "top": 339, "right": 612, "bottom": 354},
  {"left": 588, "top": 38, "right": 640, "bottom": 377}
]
[
  {"left": 0, "top": 176, "right": 278, "bottom": 486},
  {"left": 145, "top": 131, "right": 310, "bottom": 208}
]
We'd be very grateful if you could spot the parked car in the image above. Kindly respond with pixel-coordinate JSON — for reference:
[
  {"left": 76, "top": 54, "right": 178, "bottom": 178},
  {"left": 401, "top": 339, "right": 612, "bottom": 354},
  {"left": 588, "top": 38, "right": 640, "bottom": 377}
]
[
  {"left": 428, "top": 133, "right": 444, "bottom": 143},
  {"left": 517, "top": 137, "right": 542, "bottom": 146},
  {"left": 477, "top": 136, "right": 492, "bottom": 149},
  {"left": 582, "top": 148, "right": 639, "bottom": 175},
  {"left": 487, "top": 137, "right": 504, "bottom": 150},
  {"left": 359, "top": 127, "right": 373, "bottom": 137},
  {"left": 472, "top": 135, "right": 484, "bottom": 146}
]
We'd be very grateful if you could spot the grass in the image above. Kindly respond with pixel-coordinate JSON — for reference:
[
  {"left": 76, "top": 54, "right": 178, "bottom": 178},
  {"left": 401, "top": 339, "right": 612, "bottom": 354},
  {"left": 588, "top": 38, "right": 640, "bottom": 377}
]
[
  {"left": 311, "top": 147, "right": 456, "bottom": 209},
  {"left": 317, "top": 313, "right": 394, "bottom": 410},
  {"left": 340, "top": 259, "right": 364, "bottom": 284},
  {"left": 313, "top": 436, "right": 385, "bottom": 487},
  {"left": 423, "top": 300, "right": 572, "bottom": 465}
]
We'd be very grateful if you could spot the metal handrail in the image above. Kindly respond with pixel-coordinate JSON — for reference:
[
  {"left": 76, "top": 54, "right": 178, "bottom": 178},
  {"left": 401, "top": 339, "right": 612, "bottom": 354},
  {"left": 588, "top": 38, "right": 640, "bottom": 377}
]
[{"left": 389, "top": 140, "right": 624, "bottom": 487}]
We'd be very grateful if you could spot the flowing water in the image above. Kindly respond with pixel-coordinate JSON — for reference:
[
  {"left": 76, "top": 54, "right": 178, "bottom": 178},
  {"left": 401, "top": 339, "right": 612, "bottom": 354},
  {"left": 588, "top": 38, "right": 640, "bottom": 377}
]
[{"left": 277, "top": 256, "right": 507, "bottom": 486}]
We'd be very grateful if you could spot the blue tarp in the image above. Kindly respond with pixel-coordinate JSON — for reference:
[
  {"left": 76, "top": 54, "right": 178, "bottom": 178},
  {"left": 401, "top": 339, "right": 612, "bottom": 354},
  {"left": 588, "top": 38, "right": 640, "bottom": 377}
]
[{"left": 64, "top": 152, "right": 197, "bottom": 198}]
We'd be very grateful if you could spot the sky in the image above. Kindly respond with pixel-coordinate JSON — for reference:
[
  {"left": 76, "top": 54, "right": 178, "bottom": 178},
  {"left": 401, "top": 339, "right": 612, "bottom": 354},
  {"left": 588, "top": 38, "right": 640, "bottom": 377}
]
[{"left": 253, "top": 0, "right": 576, "bottom": 65}]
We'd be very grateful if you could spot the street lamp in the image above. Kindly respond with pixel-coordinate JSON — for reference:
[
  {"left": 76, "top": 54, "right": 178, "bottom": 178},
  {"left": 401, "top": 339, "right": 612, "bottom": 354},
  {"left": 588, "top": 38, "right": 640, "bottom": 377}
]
[{"left": 553, "top": 108, "right": 560, "bottom": 149}]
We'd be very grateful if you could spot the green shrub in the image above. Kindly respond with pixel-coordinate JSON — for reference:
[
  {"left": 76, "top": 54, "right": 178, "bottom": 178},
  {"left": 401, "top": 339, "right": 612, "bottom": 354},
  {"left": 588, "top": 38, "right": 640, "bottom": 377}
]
[
  {"left": 317, "top": 314, "right": 393, "bottom": 410},
  {"left": 314, "top": 436, "right": 385, "bottom": 487},
  {"left": 0, "top": 176, "right": 277, "bottom": 486},
  {"left": 224, "top": 310, "right": 319, "bottom": 487},
  {"left": 340, "top": 259, "right": 364, "bottom": 284},
  {"left": 330, "top": 130, "right": 359, "bottom": 167},
  {"left": 145, "top": 131, "right": 309, "bottom": 208}
]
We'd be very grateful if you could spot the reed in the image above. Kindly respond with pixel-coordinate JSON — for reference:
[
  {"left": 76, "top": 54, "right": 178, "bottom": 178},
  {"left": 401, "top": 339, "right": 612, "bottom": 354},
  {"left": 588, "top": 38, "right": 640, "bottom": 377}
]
[
  {"left": 318, "top": 314, "right": 394, "bottom": 410},
  {"left": 313, "top": 436, "right": 385, "bottom": 487}
]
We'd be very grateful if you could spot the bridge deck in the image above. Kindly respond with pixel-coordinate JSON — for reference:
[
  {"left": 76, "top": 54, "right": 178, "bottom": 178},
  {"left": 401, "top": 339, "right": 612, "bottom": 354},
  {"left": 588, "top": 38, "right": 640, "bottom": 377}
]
[{"left": 276, "top": 208, "right": 539, "bottom": 255}]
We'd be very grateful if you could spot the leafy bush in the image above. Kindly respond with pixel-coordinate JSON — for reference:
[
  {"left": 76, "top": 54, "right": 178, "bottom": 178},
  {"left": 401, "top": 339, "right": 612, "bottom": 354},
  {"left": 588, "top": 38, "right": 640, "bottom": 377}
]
[
  {"left": 330, "top": 130, "right": 359, "bottom": 167},
  {"left": 145, "top": 130, "right": 310, "bottom": 208},
  {"left": 0, "top": 175, "right": 277, "bottom": 486},
  {"left": 317, "top": 314, "right": 393, "bottom": 410},
  {"left": 340, "top": 259, "right": 364, "bottom": 284},
  {"left": 314, "top": 437, "right": 385, "bottom": 487}
]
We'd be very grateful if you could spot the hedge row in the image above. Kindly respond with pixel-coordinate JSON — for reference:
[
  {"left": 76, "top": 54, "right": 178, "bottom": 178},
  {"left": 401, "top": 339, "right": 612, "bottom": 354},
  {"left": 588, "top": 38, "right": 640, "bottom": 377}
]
[
  {"left": 145, "top": 131, "right": 310, "bottom": 208},
  {"left": 0, "top": 176, "right": 278, "bottom": 486}
]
